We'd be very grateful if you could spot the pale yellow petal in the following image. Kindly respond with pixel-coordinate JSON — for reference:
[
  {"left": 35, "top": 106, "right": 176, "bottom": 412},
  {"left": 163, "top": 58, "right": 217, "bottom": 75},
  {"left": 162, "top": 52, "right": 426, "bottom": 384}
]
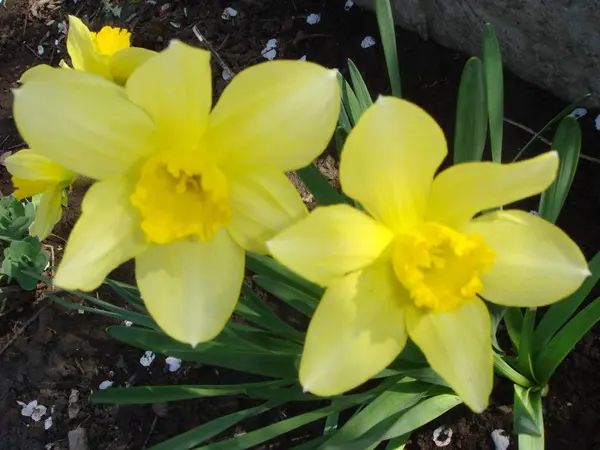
[
  {"left": 54, "top": 177, "right": 147, "bottom": 290},
  {"left": 406, "top": 299, "right": 492, "bottom": 412},
  {"left": 340, "top": 97, "right": 447, "bottom": 233},
  {"left": 206, "top": 60, "right": 339, "bottom": 171},
  {"left": 5, "top": 149, "right": 74, "bottom": 182},
  {"left": 13, "top": 68, "right": 155, "bottom": 179},
  {"left": 268, "top": 204, "right": 393, "bottom": 286},
  {"left": 464, "top": 210, "right": 589, "bottom": 307},
  {"left": 30, "top": 184, "right": 63, "bottom": 240},
  {"left": 426, "top": 152, "right": 559, "bottom": 228},
  {"left": 19, "top": 64, "right": 54, "bottom": 84},
  {"left": 126, "top": 41, "right": 211, "bottom": 151},
  {"left": 300, "top": 263, "right": 408, "bottom": 396},
  {"left": 67, "top": 15, "right": 110, "bottom": 77},
  {"left": 227, "top": 166, "right": 307, "bottom": 254},
  {"left": 110, "top": 47, "right": 157, "bottom": 85},
  {"left": 135, "top": 229, "right": 244, "bottom": 346}
]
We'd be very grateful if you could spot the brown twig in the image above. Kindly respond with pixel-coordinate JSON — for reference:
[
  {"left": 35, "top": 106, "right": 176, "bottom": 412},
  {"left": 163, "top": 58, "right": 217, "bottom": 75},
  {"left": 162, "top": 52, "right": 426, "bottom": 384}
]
[
  {"left": 142, "top": 416, "right": 158, "bottom": 449},
  {"left": 0, "top": 300, "right": 49, "bottom": 356},
  {"left": 192, "top": 25, "right": 235, "bottom": 79}
]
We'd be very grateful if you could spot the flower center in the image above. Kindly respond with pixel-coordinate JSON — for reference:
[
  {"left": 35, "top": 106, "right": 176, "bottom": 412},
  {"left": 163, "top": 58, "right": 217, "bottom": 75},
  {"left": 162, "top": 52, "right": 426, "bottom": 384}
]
[
  {"left": 90, "top": 26, "right": 131, "bottom": 56},
  {"left": 392, "top": 222, "right": 495, "bottom": 312},
  {"left": 131, "top": 152, "right": 230, "bottom": 244}
]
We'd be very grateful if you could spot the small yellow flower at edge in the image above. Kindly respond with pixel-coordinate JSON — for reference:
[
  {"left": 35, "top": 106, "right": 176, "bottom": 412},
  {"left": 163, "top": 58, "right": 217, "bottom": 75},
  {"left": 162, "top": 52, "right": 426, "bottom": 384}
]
[
  {"left": 5, "top": 150, "right": 75, "bottom": 240},
  {"left": 13, "top": 41, "right": 340, "bottom": 346},
  {"left": 267, "top": 97, "right": 590, "bottom": 412}
]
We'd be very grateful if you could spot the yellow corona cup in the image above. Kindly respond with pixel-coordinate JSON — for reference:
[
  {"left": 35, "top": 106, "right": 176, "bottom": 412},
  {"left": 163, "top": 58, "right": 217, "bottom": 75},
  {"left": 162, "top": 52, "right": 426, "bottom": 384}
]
[
  {"left": 268, "top": 97, "right": 589, "bottom": 412},
  {"left": 13, "top": 41, "right": 340, "bottom": 345}
]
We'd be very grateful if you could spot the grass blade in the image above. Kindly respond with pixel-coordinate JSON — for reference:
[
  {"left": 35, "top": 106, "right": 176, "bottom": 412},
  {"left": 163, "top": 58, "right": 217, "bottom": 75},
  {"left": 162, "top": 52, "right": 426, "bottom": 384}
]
[
  {"left": 503, "top": 307, "right": 523, "bottom": 351},
  {"left": 296, "top": 163, "right": 347, "bottom": 206},
  {"left": 336, "top": 71, "right": 363, "bottom": 125},
  {"left": 347, "top": 59, "right": 373, "bottom": 112},
  {"left": 482, "top": 23, "right": 504, "bottom": 163},
  {"left": 385, "top": 434, "right": 409, "bottom": 449},
  {"left": 374, "top": 0, "right": 401, "bottom": 97},
  {"left": 517, "top": 308, "right": 537, "bottom": 381},
  {"left": 538, "top": 115, "right": 581, "bottom": 223},
  {"left": 252, "top": 275, "right": 317, "bottom": 316},
  {"left": 453, "top": 57, "right": 487, "bottom": 164},
  {"left": 534, "top": 251, "right": 600, "bottom": 352},
  {"left": 104, "top": 278, "right": 147, "bottom": 313},
  {"left": 493, "top": 353, "right": 533, "bottom": 388},
  {"left": 534, "top": 295, "right": 600, "bottom": 384},
  {"left": 513, "top": 385, "right": 543, "bottom": 436},
  {"left": 323, "top": 410, "right": 340, "bottom": 435}
]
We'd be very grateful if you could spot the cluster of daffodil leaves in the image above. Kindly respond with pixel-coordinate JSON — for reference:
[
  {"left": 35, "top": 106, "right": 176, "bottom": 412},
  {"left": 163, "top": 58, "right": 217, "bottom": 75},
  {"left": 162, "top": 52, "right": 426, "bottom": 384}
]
[{"left": 7, "top": 15, "right": 590, "bottom": 414}]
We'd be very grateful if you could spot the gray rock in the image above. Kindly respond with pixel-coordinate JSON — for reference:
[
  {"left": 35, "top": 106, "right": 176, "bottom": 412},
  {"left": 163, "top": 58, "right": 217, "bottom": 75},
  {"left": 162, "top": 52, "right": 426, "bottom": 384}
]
[
  {"left": 354, "top": 0, "right": 600, "bottom": 106},
  {"left": 68, "top": 428, "right": 88, "bottom": 450}
]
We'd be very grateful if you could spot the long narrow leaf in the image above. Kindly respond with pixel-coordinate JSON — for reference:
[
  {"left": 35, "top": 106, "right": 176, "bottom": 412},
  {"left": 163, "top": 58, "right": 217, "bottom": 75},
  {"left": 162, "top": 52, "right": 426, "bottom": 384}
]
[
  {"left": 504, "top": 307, "right": 523, "bottom": 351},
  {"left": 534, "top": 295, "right": 600, "bottom": 384},
  {"left": 104, "top": 278, "right": 147, "bottom": 312},
  {"left": 513, "top": 385, "right": 543, "bottom": 436},
  {"left": 482, "top": 23, "right": 504, "bottom": 163},
  {"left": 385, "top": 434, "right": 409, "bottom": 450},
  {"left": 493, "top": 353, "right": 533, "bottom": 388},
  {"left": 253, "top": 275, "right": 317, "bottom": 316},
  {"left": 538, "top": 115, "right": 581, "bottom": 223},
  {"left": 517, "top": 308, "right": 537, "bottom": 381},
  {"left": 453, "top": 57, "right": 487, "bottom": 164},
  {"left": 336, "top": 71, "right": 363, "bottom": 125},
  {"left": 347, "top": 59, "right": 373, "bottom": 111},
  {"left": 296, "top": 163, "right": 347, "bottom": 206},
  {"left": 374, "top": 0, "right": 401, "bottom": 97},
  {"left": 534, "top": 251, "right": 600, "bottom": 352}
]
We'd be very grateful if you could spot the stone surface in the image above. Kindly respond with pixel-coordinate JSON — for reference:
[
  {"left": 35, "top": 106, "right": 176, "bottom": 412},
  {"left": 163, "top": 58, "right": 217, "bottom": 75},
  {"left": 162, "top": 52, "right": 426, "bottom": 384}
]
[
  {"left": 355, "top": 0, "right": 600, "bottom": 106},
  {"left": 68, "top": 428, "right": 88, "bottom": 450}
]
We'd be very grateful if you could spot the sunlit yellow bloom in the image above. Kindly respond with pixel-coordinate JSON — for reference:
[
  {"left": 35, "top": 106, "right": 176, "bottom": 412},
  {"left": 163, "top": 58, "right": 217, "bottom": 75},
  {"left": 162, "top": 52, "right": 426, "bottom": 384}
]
[
  {"left": 63, "top": 15, "right": 156, "bottom": 84},
  {"left": 13, "top": 41, "right": 340, "bottom": 345},
  {"left": 5, "top": 150, "right": 76, "bottom": 240},
  {"left": 268, "top": 97, "right": 589, "bottom": 412}
]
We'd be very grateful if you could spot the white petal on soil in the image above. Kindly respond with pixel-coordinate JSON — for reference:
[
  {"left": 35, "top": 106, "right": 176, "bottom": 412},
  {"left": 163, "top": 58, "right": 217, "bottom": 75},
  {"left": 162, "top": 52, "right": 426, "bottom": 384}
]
[
  {"left": 491, "top": 429, "right": 510, "bottom": 450},
  {"left": 170, "top": 22, "right": 181, "bottom": 29},
  {"left": 344, "top": 0, "right": 354, "bottom": 10},
  {"left": 222, "top": 69, "right": 232, "bottom": 81},
  {"left": 595, "top": 114, "right": 600, "bottom": 131},
  {"left": 529, "top": 210, "right": 539, "bottom": 215},
  {"left": 140, "top": 350, "right": 156, "bottom": 367},
  {"left": 20, "top": 400, "right": 37, "bottom": 417},
  {"left": 571, "top": 107, "right": 587, "bottom": 119},
  {"left": 298, "top": 55, "right": 307, "bottom": 61},
  {"left": 222, "top": 6, "right": 238, "bottom": 20},
  {"left": 31, "top": 404, "right": 47, "bottom": 422},
  {"left": 44, "top": 416, "right": 53, "bottom": 430},
  {"left": 262, "top": 48, "right": 276, "bottom": 60},
  {"left": 37, "top": 45, "right": 44, "bottom": 56},
  {"left": 165, "top": 356, "right": 182, "bottom": 372},
  {"left": 124, "top": 320, "right": 133, "bottom": 327},
  {"left": 58, "top": 20, "right": 67, "bottom": 35},
  {"left": 99, "top": 380, "right": 114, "bottom": 390},
  {"left": 17, "top": 401, "right": 27, "bottom": 407},
  {"left": 432, "top": 425, "right": 453, "bottom": 447},
  {"left": 306, "top": 13, "right": 321, "bottom": 25},
  {"left": 361, "top": 36, "right": 376, "bottom": 48}
]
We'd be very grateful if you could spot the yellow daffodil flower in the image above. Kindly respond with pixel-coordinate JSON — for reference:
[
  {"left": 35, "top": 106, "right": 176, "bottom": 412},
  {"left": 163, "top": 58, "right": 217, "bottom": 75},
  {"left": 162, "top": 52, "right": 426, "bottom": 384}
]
[
  {"left": 64, "top": 15, "right": 156, "bottom": 84},
  {"left": 5, "top": 150, "right": 75, "bottom": 239},
  {"left": 268, "top": 97, "right": 589, "bottom": 412},
  {"left": 13, "top": 41, "right": 340, "bottom": 345}
]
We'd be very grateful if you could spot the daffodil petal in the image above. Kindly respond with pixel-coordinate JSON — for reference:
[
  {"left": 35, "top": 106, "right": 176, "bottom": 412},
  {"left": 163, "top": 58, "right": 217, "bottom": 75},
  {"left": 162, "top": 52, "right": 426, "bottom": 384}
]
[
  {"left": 5, "top": 149, "right": 74, "bottom": 182},
  {"left": 19, "top": 64, "right": 54, "bottom": 84},
  {"left": 406, "top": 299, "right": 492, "bottom": 412},
  {"left": 135, "top": 229, "right": 244, "bottom": 345},
  {"left": 67, "top": 16, "right": 109, "bottom": 77},
  {"left": 207, "top": 61, "right": 339, "bottom": 171},
  {"left": 427, "top": 152, "right": 559, "bottom": 228},
  {"left": 30, "top": 184, "right": 63, "bottom": 240},
  {"left": 14, "top": 68, "right": 154, "bottom": 179},
  {"left": 464, "top": 210, "right": 589, "bottom": 306},
  {"left": 54, "top": 177, "right": 147, "bottom": 290},
  {"left": 341, "top": 97, "right": 447, "bottom": 232},
  {"left": 227, "top": 166, "right": 307, "bottom": 254},
  {"left": 126, "top": 41, "right": 211, "bottom": 151},
  {"left": 300, "top": 263, "right": 408, "bottom": 396},
  {"left": 268, "top": 204, "right": 394, "bottom": 286},
  {"left": 110, "top": 47, "right": 157, "bottom": 85}
]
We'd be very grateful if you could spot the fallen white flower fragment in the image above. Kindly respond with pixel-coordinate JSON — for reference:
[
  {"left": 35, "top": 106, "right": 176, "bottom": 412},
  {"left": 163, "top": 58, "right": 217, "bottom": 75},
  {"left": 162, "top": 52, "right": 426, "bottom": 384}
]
[
  {"left": 571, "top": 107, "right": 587, "bottom": 119},
  {"left": 140, "top": 350, "right": 156, "bottom": 367},
  {"left": 432, "top": 425, "right": 453, "bottom": 447},
  {"left": 261, "top": 39, "right": 278, "bottom": 60},
  {"left": 298, "top": 55, "right": 307, "bottom": 61},
  {"left": 99, "top": 380, "right": 114, "bottom": 390},
  {"left": 37, "top": 45, "right": 44, "bottom": 56},
  {"left": 595, "top": 114, "right": 600, "bottom": 131},
  {"left": 57, "top": 20, "right": 67, "bottom": 35},
  {"left": 222, "top": 7, "right": 238, "bottom": 20},
  {"left": 491, "top": 429, "right": 510, "bottom": 450},
  {"left": 170, "top": 22, "right": 181, "bottom": 29},
  {"left": 222, "top": 69, "right": 232, "bottom": 81},
  {"left": 124, "top": 320, "right": 133, "bottom": 327},
  {"left": 18, "top": 400, "right": 48, "bottom": 422},
  {"left": 44, "top": 416, "right": 53, "bottom": 430},
  {"left": 344, "top": 0, "right": 354, "bottom": 11},
  {"left": 165, "top": 356, "right": 182, "bottom": 372},
  {"left": 361, "top": 36, "right": 376, "bottom": 49},
  {"left": 306, "top": 13, "right": 321, "bottom": 25}
]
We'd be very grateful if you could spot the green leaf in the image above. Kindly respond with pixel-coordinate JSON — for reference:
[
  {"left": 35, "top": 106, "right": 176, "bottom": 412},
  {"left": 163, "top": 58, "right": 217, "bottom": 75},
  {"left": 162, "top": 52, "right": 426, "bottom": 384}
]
[
  {"left": 338, "top": 106, "right": 352, "bottom": 135},
  {"left": 513, "top": 385, "right": 543, "bottom": 436},
  {"left": 90, "top": 380, "right": 290, "bottom": 405},
  {"left": 150, "top": 401, "right": 283, "bottom": 450},
  {"left": 104, "top": 278, "right": 147, "bottom": 313},
  {"left": 347, "top": 59, "right": 373, "bottom": 112},
  {"left": 534, "top": 251, "right": 600, "bottom": 352},
  {"left": 334, "top": 126, "right": 349, "bottom": 155},
  {"left": 503, "top": 307, "right": 523, "bottom": 351},
  {"left": 0, "top": 197, "right": 35, "bottom": 239},
  {"left": 493, "top": 352, "right": 533, "bottom": 388},
  {"left": 487, "top": 302, "right": 506, "bottom": 352},
  {"left": 296, "top": 163, "right": 347, "bottom": 206},
  {"left": 374, "top": 0, "right": 401, "bottom": 97},
  {"left": 107, "top": 326, "right": 299, "bottom": 378},
  {"left": 336, "top": 71, "right": 363, "bottom": 125},
  {"left": 538, "top": 115, "right": 581, "bottom": 223},
  {"left": 252, "top": 275, "right": 317, "bottom": 316},
  {"left": 482, "top": 23, "right": 504, "bottom": 163},
  {"left": 245, "top": 252, "right": 323, "bottom": 299},
  {"left": 517, "top": 308, "right": 537, "bottom": 381},
  {"left": 323, "top": 410, "right": 340, "bottom": 435},
  {"left": 385, "top": 434, "right": 409, "bottom": 450},
  {"left": 534, "top": 295, "right": 600, "bottom": 384},
  {"left": 453, "top": 57, "right": 488, "bottom": 164}
]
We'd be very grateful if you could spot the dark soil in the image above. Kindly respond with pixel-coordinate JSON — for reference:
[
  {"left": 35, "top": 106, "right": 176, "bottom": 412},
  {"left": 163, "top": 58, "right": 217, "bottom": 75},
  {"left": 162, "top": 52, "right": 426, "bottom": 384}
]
[{"left": 1, "top": 0, "right": 599, "bottom": 449}]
